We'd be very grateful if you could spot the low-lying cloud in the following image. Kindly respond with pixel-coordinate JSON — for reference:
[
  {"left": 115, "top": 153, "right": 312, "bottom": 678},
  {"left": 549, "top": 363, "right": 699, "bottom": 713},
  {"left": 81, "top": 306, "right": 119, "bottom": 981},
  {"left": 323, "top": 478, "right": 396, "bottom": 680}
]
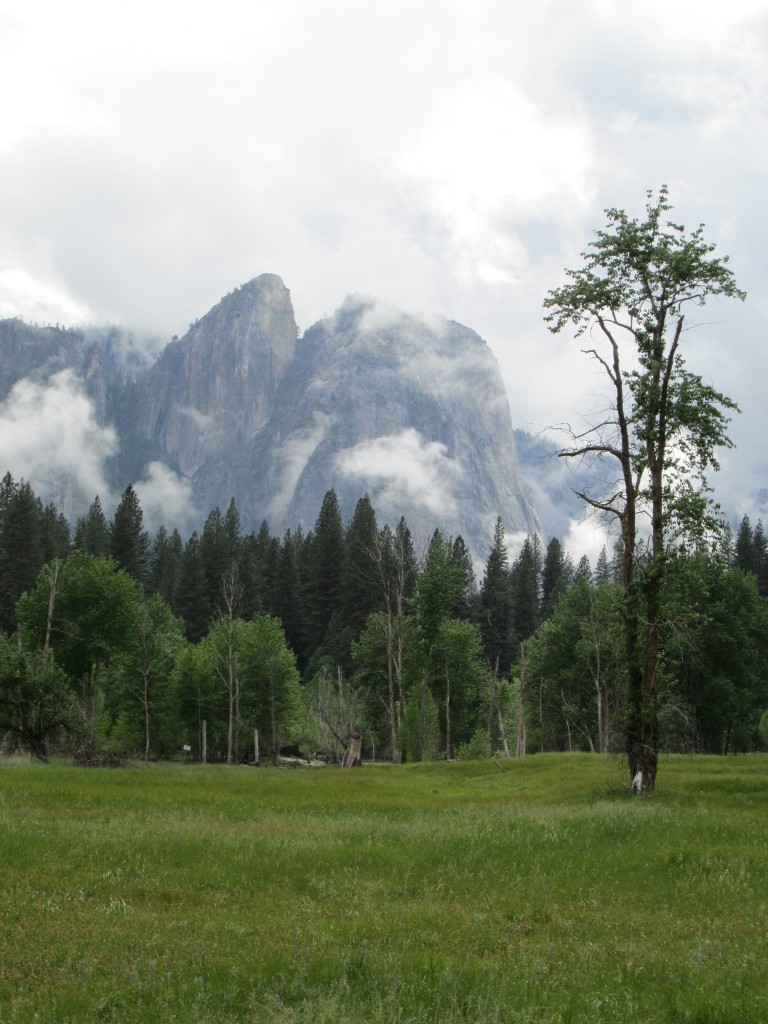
[
  {"left": 133, "top": 461, "right": 197, "bottom": 535},
  {"left": 336, "top": 428, "right": 461, "bottom": 518},
  {"left": 267, "top": 413, "right": 334, "bottom": 525},
  {"left": 0, "top": 370, "right": 116, "bottom": 512}
]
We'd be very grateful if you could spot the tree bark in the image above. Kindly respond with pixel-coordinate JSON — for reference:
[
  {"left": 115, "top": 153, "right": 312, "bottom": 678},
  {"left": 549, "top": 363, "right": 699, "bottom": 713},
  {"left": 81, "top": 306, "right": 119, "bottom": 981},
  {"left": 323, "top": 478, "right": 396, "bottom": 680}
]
[
  {"left": 516, "top": 643, "right": 527, "bottom": 758},
  {"left": 342, "top": 729, "right": 362, "bottom": 768}
]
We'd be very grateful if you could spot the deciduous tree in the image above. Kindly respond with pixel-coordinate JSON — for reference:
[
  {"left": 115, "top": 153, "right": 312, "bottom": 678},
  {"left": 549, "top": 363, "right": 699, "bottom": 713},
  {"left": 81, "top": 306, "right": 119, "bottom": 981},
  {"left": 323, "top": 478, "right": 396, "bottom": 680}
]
[{"left": 545, "top": 186, "right": 745, "bottom": 787}]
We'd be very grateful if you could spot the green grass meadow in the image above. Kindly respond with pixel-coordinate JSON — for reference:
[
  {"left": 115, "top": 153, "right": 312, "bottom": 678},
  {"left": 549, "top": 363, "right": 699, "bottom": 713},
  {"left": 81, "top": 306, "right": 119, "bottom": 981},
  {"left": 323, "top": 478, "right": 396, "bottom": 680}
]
[{"left": 1, "top": 754, "right": 766, "bottom": 1023}]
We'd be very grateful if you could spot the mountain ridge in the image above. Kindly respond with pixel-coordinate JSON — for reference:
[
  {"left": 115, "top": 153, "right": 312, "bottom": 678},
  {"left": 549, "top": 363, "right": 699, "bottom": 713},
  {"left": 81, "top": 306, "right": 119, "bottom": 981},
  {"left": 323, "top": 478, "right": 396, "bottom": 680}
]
[{"left": 0, "top": 275, "right": 542, "bottom": 560}]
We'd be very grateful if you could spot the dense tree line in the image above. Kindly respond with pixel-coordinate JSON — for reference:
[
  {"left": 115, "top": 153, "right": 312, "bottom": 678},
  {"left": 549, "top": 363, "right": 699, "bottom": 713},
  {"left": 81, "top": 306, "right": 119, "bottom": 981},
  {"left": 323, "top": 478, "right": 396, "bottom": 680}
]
[{"left": 0, "top": 470, "right": 766, "bottom": 764}]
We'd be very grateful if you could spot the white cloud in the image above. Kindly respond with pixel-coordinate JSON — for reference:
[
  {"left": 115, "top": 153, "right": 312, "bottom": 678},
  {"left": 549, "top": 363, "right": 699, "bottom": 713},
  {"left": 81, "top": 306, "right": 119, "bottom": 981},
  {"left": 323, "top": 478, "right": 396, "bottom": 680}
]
[
  {"left": 133, "top": 461, "right": 197, "bottom": 535},
  {"left": 563, "top": 515, "right": 614, "bottom": 570},
  {"left": 336, "top": 428, "right": 462, "bottom": 518},
  {"left": 267, "top": 413, "right": 333, "bottom": 523},
  {"left": 0, "top": 0, "right": 764, "bottom": 530},
  {"left": 180, "top": 407, "right": 215, "bottom": 433},
  {"left": 0, "top": 268, "right": 93, "bottom": 326},
  {"left": 0, "top": 370, "right": 116, "bottom": 509}
]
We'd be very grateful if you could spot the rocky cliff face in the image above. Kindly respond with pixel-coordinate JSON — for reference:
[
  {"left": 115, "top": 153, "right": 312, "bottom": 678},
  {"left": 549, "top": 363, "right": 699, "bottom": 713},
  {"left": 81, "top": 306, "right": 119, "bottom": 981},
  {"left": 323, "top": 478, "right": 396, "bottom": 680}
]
[
  {"left": 242, "top": 294, "right": 541, "bottom": 558},
  {"left": 130, "top": 274, "right": 297, "bottom": 477},
  {"left": 0, "top": 319, "right": 95, "bottom": 403},
  {"left": 0, "top": 276, "right": 541, "bottom": 560}
]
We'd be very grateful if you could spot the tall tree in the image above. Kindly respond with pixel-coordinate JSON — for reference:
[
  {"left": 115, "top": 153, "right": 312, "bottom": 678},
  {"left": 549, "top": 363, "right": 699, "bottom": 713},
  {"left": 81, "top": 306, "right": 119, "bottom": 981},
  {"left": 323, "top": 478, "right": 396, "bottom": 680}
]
[
  {"left": 147, "top": 526, "right": 183, "bottom": 605},
  {"left": 450, "top": 536, "right": 476, "bottom": 620},
  {"left": 74, "top": 495, "right": 111, "bottom": 557},
  {"left": 754, "top": 520, "right": 768, "bottom": 598},
  {"left": 734, "top": 515, "right": 757, "bottom": 575},
  {"left": 175, "top": 532, "right": 210, "bottom": 642},
  {"left": 39, "top": 503, "right": 71, "bottom": 563},
  {"left": 223, "top": 497, "right": 242, "bottom": 560},
  {"left": 243, "top": 519, "right": 277, "bottom": 617},
  {"left": 304, "top": 490, "right": 345, "bottom": 654},
  {"left": 341, "top": 494, "right": 383, "bottom": 636},
  {"left": 17, "top": 553, "right": 141, "bottom": 754},
  {"left": 357, "top": 517, "right": 418, "bottom": 761},
  {"left": 270, "top": 529, "right": 305, "bottom": 660},
  {"left": 544, "top": 186, "right": 745, "bottom": 788},
  {"left": 733, "top": 515, "right": 768, "bottom": 598},
  {"left": 200, "top": 507, "right": 230, "bottom": 612},
  {"left": 478, "top": 517, "right": 515, "bottom": 676},
  {"left": 112, "top": 595, "right": 186, "bottom": 760},
  {"left": 510, "top": 537, "right": 541, "bottom": 642},
  {"left": 239, "top": 615, "right": 304, "bottom": 765},
  {"left": 408, "top": 531, "right": 470, "bottom": 760},
  {"left": 0, "top": 479, "right": 43, "bottom": 632},
  {"left": 541, "top": 537, "right": 570, "bottom": 620},
  {"left": 662, "top": 551, "right": 768, "bottom": 754},
  {"left": 110, "top": 485, "right": 149, "bottom": 585},
  {"left": 593, "top": 547, "right": 612, "bottom": 586}
]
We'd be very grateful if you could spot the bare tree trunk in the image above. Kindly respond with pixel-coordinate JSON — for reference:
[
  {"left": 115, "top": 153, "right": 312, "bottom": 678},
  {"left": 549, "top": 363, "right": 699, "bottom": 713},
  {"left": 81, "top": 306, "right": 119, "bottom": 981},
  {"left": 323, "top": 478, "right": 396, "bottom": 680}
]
[
  {"left": 218, "top": 566, "right": 243, "bottom": 767},
  {"left": 201, "top": 719, "right": 207, "bottom": 764},
  {"left": 419, "top": 667, "right": 429, "bottom": 761},
  {"left": 270, "top": 675, "right": 279, "bottom": 765},
  {"left": 516, "top": 643, "right": 527, "bottom": 759},
  {"left": 254, "top": 729, "right": 260, "bottom": 765},
  {"left": 226, "top": 653, "right": 235, "bottom": 765},
  {"left": 143, "top": 671, "right": 150, "bottom": 762},
  {"left": 43, "top": 560, "right": 60, "bottom": 657},
  {"left": 342, "top": 729, "right": 362, "bottom": 768},
  {"left": 444, "top": 662, "right": 451, "bottom": 759},
  {"left": 498, "top": 706, "right": 511, "bottom": 758},
  {"left": 491, "top": 660, "right": 511, "bottom": 758}
]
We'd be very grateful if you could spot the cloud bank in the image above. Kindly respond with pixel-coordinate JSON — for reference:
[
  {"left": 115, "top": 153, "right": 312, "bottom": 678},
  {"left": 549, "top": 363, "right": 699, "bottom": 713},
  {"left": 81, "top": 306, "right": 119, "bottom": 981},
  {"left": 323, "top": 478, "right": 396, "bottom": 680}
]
[
  {"left": 133, "top": 461, "right": 196, "bottom": 535},
  {"left": 336, "top": 429, "right": 462, "bottom": 519},
  {"left": 1, "top": 0, "right": 765, "bottom": 532},
  {"left": 0, "top": 370, "right": 116, "bottom": 510}
]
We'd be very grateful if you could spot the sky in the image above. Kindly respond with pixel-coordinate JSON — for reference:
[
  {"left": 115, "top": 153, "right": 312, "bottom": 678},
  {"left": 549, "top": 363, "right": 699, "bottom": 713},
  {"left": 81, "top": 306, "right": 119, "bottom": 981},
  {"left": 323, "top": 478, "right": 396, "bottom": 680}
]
[{"left": 1, "top": 0, "right": 766, "bottom": 554}]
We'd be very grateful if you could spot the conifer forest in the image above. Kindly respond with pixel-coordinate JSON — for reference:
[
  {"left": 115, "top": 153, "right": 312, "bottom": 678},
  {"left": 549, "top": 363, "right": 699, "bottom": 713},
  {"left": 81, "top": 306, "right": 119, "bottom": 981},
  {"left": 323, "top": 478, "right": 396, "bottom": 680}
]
[{"left": 1, "top": 471, "right": 766, "bottom": 770}]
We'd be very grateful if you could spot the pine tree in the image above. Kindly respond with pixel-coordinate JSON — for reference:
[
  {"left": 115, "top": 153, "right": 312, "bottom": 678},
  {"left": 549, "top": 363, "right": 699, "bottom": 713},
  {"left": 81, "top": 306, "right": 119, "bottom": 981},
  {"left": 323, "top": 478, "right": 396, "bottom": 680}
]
[
  {"left": 392, "top": 516, "right": 418, "bottom": 605},
  {"left": 450, "top": 536, "right": 476, "bottom": 620},
  {"left": 271, "top": 530, "right": 305, "bottom": 660},
  {"left": 734, "top": 515, "right": 768, "bottom": 598},
  {"left": 304, "top": 490, "right": 345, "bottom": 654},
  {"left": 175, "top": 532, "right": 210, "bottom": 642},
  {"left": 573, "top": 554, "right": 592, "bottom": 584},
  {"left": 753, "top": 520, "right": 767, "bottom": 597},
  {"left": 478, "top": 517, "right": 515, "bottom": 675},
  {"left": 110, "top": 485, "right": 149, "bottom": 584},
  {"left": 74, "top": 495, "right": 111, "bottom": 557},
  {"left": 734, "top": 515, "right": 757, "bottom": 575},
  {"left": 39, "top": 503, "right": 70, "bottom": 562},
  {"left": 541, "top": 537, "right": 569, "bottom": 619},
  {"left": 253, "top": 521, "right": 280, "bottom": 617},
  {"left": 594, "top": 547, "right": 611, "bottom": 586},
  {"left": 147, "top": 526, "right": 183, "bottom": 604},
  {"left": 223, "top": 498, "right": 242, "bottom": 560},
  {"left": 415, "top": 531, "right": 465, "bottom": 649},
  {"left": 510, "top": 537, "right": 541, "bottom": 642},
  {"left": 199, "top": 508, "right": 226, "bottom": 611},
  {"left": 341, "top": 494, "right": 383, "bottom": 635},
  {"left": 0, "top": 479, "right": 44, "bottom": 633}
]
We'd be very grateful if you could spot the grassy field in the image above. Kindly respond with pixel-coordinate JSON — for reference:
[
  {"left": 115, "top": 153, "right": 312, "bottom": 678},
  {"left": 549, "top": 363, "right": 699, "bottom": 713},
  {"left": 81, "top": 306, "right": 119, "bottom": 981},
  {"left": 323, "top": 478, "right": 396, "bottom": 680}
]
[{"left": 0, "top": 753, "right": 766, "bottom": 1024}]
